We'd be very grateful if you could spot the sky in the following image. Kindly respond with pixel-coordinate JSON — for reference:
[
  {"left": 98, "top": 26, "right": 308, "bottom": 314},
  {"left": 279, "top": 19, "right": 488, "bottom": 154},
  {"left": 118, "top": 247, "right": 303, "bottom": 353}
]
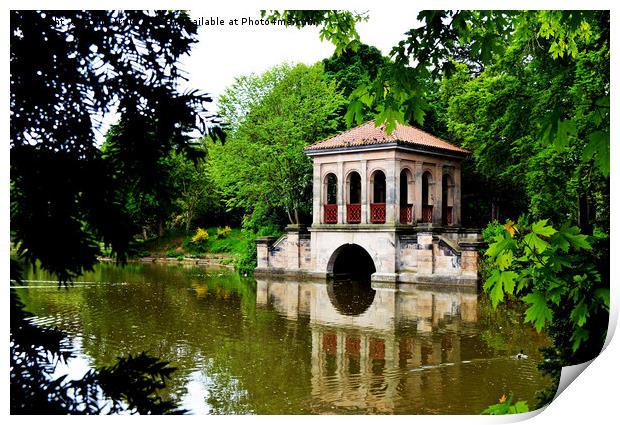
[
  {"left": 178, "top": 8, "right": 421, "bottom": 115},
  {"left": 94, "top": 7, "right": 423, "bottom": 144}
]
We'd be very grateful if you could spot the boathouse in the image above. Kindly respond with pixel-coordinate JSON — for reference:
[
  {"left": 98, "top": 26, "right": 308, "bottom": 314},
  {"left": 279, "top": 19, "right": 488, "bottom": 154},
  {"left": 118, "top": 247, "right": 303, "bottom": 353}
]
[{"left": 255, "top": 121, "right": 484, "bottom": 286}]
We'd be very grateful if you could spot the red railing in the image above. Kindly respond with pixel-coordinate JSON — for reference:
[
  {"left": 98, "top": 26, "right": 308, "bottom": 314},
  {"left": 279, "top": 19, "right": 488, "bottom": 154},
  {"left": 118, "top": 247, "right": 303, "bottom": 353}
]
[
  {"left": 323, "top": 204, "right": 338, "bottom": 223},
  {"left": 443, "top": 206, "right": 453, "bottom": 226},
  {"left": 370, "top": 203, "right": 386, "bottom": 223},
  {"left": 400, "top": 204, "right": 413, "bottom": 224},
  {"left": 346, "top": 203, "right": 361, "bottom": 223},
  {"left": 422, "top": 205, "right": 433, "bottom": 223}
]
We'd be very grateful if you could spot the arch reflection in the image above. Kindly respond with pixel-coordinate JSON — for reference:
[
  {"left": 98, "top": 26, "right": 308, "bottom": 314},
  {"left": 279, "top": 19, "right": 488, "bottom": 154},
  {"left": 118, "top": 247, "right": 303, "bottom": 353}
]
[{"left": 256, "top": 279, "right": 481, "bottom": 412}]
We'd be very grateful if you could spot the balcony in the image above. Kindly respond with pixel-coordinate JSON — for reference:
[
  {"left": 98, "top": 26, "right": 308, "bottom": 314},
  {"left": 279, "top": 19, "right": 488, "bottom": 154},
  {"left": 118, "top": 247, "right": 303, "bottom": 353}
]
[
  {"left": 370, "top": 203, "right": 386, "bottom": 224},
  {"left": 422, "top": 205, "right": 433, "bottom": 223},
  {"left": 323, "top": 204, "right": 338, "bottom": 223},
  {"left": 443, "top": 206, "right": 453, "bottom": 226},
  {"left": 400, "top": 204, "right": 413, "bottom": 224},
  {"left": 346, "top": 203, "right": 361, "bottom": 223}
]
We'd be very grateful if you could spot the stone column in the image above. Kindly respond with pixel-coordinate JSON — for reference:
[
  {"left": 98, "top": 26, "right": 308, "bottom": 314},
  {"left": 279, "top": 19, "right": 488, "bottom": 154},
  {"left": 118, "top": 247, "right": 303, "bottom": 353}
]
[
  {"left": 337, "top": 161, "right": 345, "bottom": 224},
  {"left": 433, "top": 163, "right": 443, "bottom": 225},
  {"left": 416, "top": 232, "right": 433, "bottom": 275},
  {"left": 360, "top": 159, "right": 368, "bottom": 224},
  {"left": 414, "top": 162, "right": 423, "bottom": 223},
  {"left": 285, "top": 225, "right": 308, "bottom": 271},
  {"left": 385, "top": 159, "right": 397, "bottom": 225},
  {"left": 460, "top": 249, "right": 480, "bottom": 279},
  {"left": 392, "top": 158, "right": 401, "bottom": 225},
  {"left": 313, "top": 160, "right": 321, "bottom": 225},
  {"left": 255, "top": 237, "right": 276, "bottom": 269}
]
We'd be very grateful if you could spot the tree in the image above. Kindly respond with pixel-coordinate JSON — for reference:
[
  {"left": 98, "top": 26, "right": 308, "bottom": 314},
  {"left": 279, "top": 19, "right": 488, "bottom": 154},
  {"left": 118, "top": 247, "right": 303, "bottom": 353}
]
[
  {"left": 167, "top": 150, "right": 225, "bottom": 232},
  {"left": 274, "top": 9, "right": 610, "bottom": 409},
  {"left": 210, "top": 63, "right": 344, "bottom": 227},
  {"left": 10, "top": 10, "right": 222, "bottom": 413},
  {"left": 266, "top": 11, "right": 609, "bottom": 182},
  {"left": 322, "top": 44, "right": 388, "bottom": 129}
]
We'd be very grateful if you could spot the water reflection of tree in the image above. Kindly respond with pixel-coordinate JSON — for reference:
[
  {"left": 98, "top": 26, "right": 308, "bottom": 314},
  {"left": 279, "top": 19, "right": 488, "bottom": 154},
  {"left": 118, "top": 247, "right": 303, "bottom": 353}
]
[
  {"left": 19, "top": 264, "right": 318, "bottom": 413},
  {"left": 477, "top": 295, "right": 551, "bottom": 360}
]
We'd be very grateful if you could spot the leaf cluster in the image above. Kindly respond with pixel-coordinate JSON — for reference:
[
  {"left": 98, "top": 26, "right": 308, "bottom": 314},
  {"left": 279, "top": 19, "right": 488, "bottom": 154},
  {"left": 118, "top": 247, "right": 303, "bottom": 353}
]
[
  {"left": 483, "top": 219, "right": 608, "bottom": 354},
  {"left": 482, "top": 393, "right": 529, "bottom": 415}
]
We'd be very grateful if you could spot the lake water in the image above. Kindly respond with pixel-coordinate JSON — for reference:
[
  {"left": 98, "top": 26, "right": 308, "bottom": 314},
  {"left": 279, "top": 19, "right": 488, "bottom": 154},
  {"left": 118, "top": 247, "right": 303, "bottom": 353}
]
[{"left": 15, "top": 262, "right": 554, "bottom": 414}]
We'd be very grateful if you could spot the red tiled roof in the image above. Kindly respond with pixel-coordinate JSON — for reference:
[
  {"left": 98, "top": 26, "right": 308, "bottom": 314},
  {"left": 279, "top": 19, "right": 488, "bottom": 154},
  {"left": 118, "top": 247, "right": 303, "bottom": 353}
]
[{"left": 304, "top": 121, "right": 469, "bottom": 155}]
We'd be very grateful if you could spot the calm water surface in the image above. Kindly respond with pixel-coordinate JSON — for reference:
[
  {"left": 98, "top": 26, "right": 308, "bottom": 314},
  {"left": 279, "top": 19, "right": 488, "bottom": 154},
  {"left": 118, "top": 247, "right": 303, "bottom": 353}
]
[{"left": 16, "top": 262, "right": 554, "bottom": 414}]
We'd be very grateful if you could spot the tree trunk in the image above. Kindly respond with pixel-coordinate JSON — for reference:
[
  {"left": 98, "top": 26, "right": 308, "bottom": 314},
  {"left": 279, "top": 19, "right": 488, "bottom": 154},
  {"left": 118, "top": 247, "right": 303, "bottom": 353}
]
[
  {"left": 142, "top": 227, "right": 148, "bottom": 240},
  {"left": 294, "top": 208, "right": 300, "bottom": 225},
  {"left": 185, "top": 209, "right": 194, "bottom": 233},
  {"left": 286, "top": 209, "right": 294, "bottom": 225},
  {"left": 158, "top": 220, "right": 165, "bottom": 237}
]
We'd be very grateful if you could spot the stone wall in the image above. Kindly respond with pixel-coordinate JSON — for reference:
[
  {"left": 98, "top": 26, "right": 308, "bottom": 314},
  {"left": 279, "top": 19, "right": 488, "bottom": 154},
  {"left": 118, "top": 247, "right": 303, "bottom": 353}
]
[
  {"left": 256, "top": 225, "right": 484, "bottom": 286},
  {"left": 255, "top": 226, "right": 313, "bottom": 275}
]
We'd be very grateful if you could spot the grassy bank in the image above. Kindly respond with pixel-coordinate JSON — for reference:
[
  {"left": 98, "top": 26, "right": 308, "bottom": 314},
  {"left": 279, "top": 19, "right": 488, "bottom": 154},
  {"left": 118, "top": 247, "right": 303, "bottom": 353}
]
[{"left": 99, "top": 227, "right": 249, "bottom": 269}]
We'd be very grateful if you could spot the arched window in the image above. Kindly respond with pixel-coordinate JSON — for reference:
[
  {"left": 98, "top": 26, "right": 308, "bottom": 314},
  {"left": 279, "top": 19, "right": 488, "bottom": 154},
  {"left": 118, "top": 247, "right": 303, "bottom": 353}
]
[
  {"left": 325, "top": 173, "right": 337, "bottom": 205},
  {"left": 372, "top": 170, "right": 386, "bottom": 203},
  {"left": 422, "top": 171, "right": 433, "bottom": 223},
  {"left": 323, "top": 173, "right": 338, "bottom": 223},
  {"left": 400, "top": 169, "right": 413, "bottom": 224},
  {"left": 346, "top": 172, "right": 361, "bottom": 223},
  {"left": 370, "top": 170, "right": 386, "bottom": 223},
  {"left": 442, "top": 173, "right": 454, "bottom": 226}
]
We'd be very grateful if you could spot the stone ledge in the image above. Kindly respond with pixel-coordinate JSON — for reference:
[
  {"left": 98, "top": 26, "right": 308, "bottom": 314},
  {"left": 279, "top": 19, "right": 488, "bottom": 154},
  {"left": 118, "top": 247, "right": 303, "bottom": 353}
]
[
  {"left": 371, "top": 272, "right": 398, "bottom": 283},
  {"left": 400, "top": 274, "right": 479, "bottom": 286},
  {"left": 254, "top": 267, "right": 327, "bottom": 281}
]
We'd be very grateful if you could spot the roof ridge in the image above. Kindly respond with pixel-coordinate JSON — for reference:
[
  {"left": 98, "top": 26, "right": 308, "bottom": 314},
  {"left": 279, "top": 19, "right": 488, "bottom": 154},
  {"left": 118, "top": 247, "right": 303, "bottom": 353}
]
[{"left": 304, "top": 119, "right": 469, "bottom": 155}]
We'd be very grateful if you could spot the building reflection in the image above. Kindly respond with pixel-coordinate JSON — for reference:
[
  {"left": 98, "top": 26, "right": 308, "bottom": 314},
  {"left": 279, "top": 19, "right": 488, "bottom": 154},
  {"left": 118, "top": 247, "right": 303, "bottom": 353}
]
[{"left": 256, "top": 279, "right": 479, "bottom": 413}]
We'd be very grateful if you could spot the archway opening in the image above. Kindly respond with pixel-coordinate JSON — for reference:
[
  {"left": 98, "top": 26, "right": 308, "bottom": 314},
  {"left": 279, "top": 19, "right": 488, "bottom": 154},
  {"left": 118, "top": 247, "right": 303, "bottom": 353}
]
[
  {"left": 400, "top": 169, "right": 413, "bottom": 224},
  {"left": 370, "top": 170, "right": 386, "bottom": 223},
  {"left": 442, "top": 174, "right": 454, "bottom": 225},
  {"left": 346, "top": 172, "right": 362, "bottom": 223},
  {"left": 327, "top": 244, "right": 376, "bottom": 316},
  {"left": 422, "top": 171, "right": 433, "bottom": 223},
  {"left": 328, "top": 243, "right": 376, "bottom": 281},
  {"left": 323, "top": 173, "right": 338, "bottom": 223},
  {"left": 371, "top": 170, "right": 386, "bottom": 203},
  {"left": 325, "top": 173, "right": 337, "bottom": 205}
]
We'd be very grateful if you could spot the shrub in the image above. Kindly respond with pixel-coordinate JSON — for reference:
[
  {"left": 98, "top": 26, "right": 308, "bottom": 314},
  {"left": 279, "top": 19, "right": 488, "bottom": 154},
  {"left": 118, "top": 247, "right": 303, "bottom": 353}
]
[
  {"left": 234, "top": 230, "right": 257, "bottom": 275},
  {"left": 191, "top": 228, "right": 209, "bottom": 244},
  {"left": 216, "top": 226, "right": 232, "bottom": 239}
]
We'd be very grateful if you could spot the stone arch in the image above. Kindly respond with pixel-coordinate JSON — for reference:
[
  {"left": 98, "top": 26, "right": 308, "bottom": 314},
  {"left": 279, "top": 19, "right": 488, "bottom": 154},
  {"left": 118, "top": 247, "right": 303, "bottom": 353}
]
[
  {"left": 369, "top": 169, "right": 387, "bottom": 203},
  {"left": 345, "top": 170, "right": 362, "bottom": 204},
  {"left": 400, "top": 168, "right": 414, "bottom": 224},
  {"left": 322, "top": 173, "right": 338, "bottom": 205},
  {"left": 422, "top": 170, "right": 434, "bottom": 223},
  {"left": 326, "top": 243, "right": 377, "bottom": 280}
]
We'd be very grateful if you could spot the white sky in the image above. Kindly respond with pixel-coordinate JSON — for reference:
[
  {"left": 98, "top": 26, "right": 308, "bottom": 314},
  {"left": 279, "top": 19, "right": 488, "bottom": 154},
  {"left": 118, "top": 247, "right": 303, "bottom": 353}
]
[{"left": 179, "top": 8, "right": 422, "bottom": 115}]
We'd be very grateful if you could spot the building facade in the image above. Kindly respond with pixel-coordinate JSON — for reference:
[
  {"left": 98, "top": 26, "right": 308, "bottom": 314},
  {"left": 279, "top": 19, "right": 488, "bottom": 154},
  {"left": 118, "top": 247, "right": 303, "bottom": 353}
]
[{"left": 255, "top": 121, "right": 484, "bottom": 286}]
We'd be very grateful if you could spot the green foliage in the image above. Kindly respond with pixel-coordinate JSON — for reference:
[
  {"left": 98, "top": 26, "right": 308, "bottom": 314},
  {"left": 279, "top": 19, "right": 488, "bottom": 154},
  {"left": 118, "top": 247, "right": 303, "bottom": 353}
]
[
  {"left": 217, "top": 226, "right": 232, "bottom": 239},
  {"left": 483, "top": 219, "right": 608, "bottom": 352},
  {"left": 210, "top": 62, "right": 344, "bottom": 226},
  {"left": 262, "top": 10, "right": 367, "bottom": 55},
  {"left": 482, "top": 394, "right": 529, "bottom": 415},
  {"left": 298, "top": 11, "right": 610, "bottom": 231},
  {"left": 191, "top": 228, "right": 210, "bottom": 244},
  {"left": 234, "top": 230, "right": 258, "bottom": 275},
  {"left": 10, "top": 11, "right": 220, "bottom": 412}
]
